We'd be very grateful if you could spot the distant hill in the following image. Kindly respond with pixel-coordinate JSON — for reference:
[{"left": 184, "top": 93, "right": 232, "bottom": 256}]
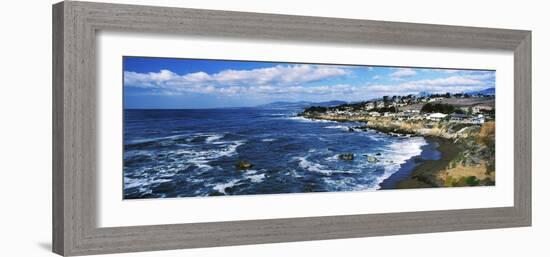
[
  {"left": 259, "top": 100, "right": 347, "bottom": 109},
  {"left": 415, "top": 88, "right": 495, "bottom": 97},
  {"left": 468, "top": 87, "right": 495, "bottom": 95},
  {"left": 417, "top": 91, "right": 432, "bottom": 97}
]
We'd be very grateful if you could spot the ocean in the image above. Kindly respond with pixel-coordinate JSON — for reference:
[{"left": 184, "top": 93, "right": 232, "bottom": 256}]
[{"left": 123, "top": 107, "right": 439, "bottom": 199}]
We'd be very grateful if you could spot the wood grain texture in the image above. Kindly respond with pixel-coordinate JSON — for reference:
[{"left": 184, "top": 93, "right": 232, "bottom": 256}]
[
  {"left": 52, "top": 2, "right": 65, "bottom": 254},
  {"left": 52, "top": 1, "right": 532, "bottom": 256},
  {"left": 514, "top": 32, "right": 532, "bottom": 224}
]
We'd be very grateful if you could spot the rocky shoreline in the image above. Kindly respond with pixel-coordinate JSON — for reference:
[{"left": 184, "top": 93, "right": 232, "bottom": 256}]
[
  {"left": 299, "top": 112, "right": 496, "bottom": 189},
  {"left": 394, "top": 137, "right": 462, "bottom": 189}
]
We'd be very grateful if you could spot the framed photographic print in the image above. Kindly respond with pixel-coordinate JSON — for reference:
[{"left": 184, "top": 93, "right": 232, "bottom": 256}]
[
  {"left": 122, "top": 57, "right": 497, "bottom": 199},
  {"left": 53, "top": 1, "right": 531, "bottom": 256}
]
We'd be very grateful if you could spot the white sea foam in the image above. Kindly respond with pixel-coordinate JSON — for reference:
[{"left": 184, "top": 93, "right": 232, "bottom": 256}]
[
  {"left": 324, "top": 154, "right": 341, "bottom": 162},
  {"left": 294, "top": 156, "right": 354, "bottom": 175},
  {"left": 296, "top": 157, "right": 331, "bottom": 175},
  {"left": 285, "top": 170, "right": 303, "bottom": 178},
  {"left": 127, "top": 134, "right": 185, "bottom": 145},
  {"left": 370, "top": 136, "right": 428, "bottom": 189},
  {"left": 146, "top": 161, "right": 190, "bottom": 177},
  {"left": 285, "top": 116, "right": 336, "bottom": 123},
  {"left": 324, "top": 125, "right": 349, "bottom": 131},
  {"left": 175, "top": 140, "right": 245, "bottom": 169},
  {"left": 262, "top": 138, "right": 276, "bottom": 142},
  {"left": 385, "top": 137, "right": 426, "bottom": 166},
  {"left": 213, "top": 179, "right": 241, "bottom": 194},
  {"left": 242, "top": 169, "right": 266, "bottom": 183},
  {"left": 360, "top": 131, "right": 386, "bottom": 141},
  {"left": 124, "top": 177, "right": 172, "bottom": 190},
  {"left": 123, "top": 177, "right": 142, "bottom": 189},
  {"left": 246, "top": 174, "right": 266, "bottom": 183},
  {"left": 124, "top": 150, "right": 152, "bottom": 158},
  {"left": 323, "top": 177, "right": 374, "bottom": 191},
  {"left": 205, "top": 134, "right": 224, "bottom": 143},
  {"left": 195, "top": 163, "right": 214, "bottom": 171},
  {"left": 268, "top": 113, "right": 286, "bottom": 117},
  {"left": 243, "top": 169, "right": 258, "bottom": 175}
]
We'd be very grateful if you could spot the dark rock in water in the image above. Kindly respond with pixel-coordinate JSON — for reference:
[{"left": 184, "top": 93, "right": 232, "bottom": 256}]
[
  {"left": 151, "top": 181, "right": 175, "bottom": 194},
  {"left": 414, "top": 157, "right": 424, "bottom": 163},
  {"left": 366, "top": 155, "right": 379, "bottom": 163},
  {"left": 236, "top": 160, "right": 253, "bottom": 170},
  {"left": 348, "top": 127, "right": 355, "bottom": 132},
  {"left": 376, "top": 152, "right": 381, "bottom": 156},
  {"left": 208, "top": 191, "right": 225, "bottom": 196},
  {"left": 339, "top": 153, "right": 354, "bottom": 161}
]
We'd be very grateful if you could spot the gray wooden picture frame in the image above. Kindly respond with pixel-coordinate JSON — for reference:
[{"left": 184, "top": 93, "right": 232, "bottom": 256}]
[{"left": 52, "top": 1, "right": 531, "bottom": 256}]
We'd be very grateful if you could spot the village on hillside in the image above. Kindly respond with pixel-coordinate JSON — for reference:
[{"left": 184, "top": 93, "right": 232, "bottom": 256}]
[{"left": 302, "top": 92, "right": 495, "bottom": 127}]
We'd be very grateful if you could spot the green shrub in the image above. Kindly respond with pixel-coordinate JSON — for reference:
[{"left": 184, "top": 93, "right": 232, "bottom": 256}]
[
  {"left": 465, "top": 176, "right": 480, "bottom": 186},
  {"left": 444, "top": 176, "right": 454, "bottom": 187},
  {"left": 421, "top": 103, "right": 457, "bottom": 114},
  {"left": 304, "top": 106, "right": 328, "bottom": 113},
  {"left": 451, "top": 176, "right": 479, "bottom": 187}
]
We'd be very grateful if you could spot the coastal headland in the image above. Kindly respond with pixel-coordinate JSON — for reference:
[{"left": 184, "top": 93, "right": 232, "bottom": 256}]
[{"left": 299, "top": 93, "right": 496, "bottom": 189}]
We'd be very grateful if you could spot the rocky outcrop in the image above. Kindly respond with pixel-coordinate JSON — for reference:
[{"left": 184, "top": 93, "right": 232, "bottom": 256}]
[
  {"left": 366, "top": 156, "right": 379, "bottom": 163},
  {"left": 236, "top": 160, "right": 253, "bottom": 170},
  {"left": 338, "top": 153, "right": 354, "bottom": 161}
]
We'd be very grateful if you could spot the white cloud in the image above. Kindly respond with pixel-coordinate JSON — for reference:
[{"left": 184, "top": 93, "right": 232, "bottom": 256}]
[
  {"left": 199, "top": 83, "right": 357, "bottom": 97},
  {"left": 366, "top": 75, "right": 493, "bottom": 96},
  {"left": 461, "top": 70, "right": 495, "bottom": 80},
  {"left": 390, "top": 68, "right": 417, "bottom": 80},
  {"left": 440, "top": 69, "right": 460, "bottom": 74},
  {"left": 124, "top": 64, "right": 351, "bottom": 95},
  {"left": 124, "top": 69, "right": 178, "bottom": 88}
]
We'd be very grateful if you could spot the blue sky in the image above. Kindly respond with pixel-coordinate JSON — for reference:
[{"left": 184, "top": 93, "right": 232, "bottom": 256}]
[{"left": 124, "top": 56, "right": 495, "bottom": 109}]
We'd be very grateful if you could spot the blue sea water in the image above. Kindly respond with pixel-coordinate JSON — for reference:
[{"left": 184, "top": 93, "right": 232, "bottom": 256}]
[{"left": 123, "top": 107, "right": 433, "bottom": 199}]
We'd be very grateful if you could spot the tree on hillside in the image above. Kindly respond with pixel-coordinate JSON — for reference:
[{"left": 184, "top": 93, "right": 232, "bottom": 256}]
[
  {"left": 420, "top": 103, "right": 456, "bottom": 114},
  {"left": 304, "top": 106, "right": 328, "bottom": 113}
]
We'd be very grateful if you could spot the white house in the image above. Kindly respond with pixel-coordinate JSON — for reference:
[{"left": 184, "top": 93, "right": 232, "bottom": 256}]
[
  {"left": 369, "top": 111, "right": 381, "bottom": 117},
  {"left": 428, "top": 113, "right": 447, "bottom": 121},
  {"left": 364, "top": 102, "right": 375, "bottom": 110},
  {"left": 473, "top": 114, "right": 485, "bottom": 124}
]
